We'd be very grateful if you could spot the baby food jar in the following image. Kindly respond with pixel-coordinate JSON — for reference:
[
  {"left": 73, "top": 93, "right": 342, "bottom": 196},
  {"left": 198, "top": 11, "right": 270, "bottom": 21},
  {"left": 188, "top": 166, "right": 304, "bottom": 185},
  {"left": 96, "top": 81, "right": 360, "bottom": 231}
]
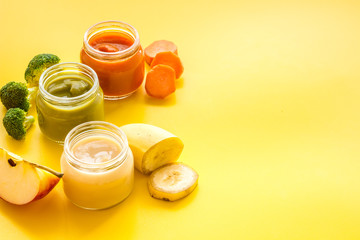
[
  {"left": 80, "top": 20, "right": 145, "bottom": 100},
  {"left": 61, "top": 121, "right": 134, "bottom": 210},
  {"left": 36, "top": 62, "right": 104, "bottom": 143}
]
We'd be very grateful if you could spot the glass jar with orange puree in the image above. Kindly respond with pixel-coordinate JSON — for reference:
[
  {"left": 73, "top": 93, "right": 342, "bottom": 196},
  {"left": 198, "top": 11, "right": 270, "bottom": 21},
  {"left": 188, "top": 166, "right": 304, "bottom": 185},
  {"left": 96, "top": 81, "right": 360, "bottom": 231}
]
[{"left": 81, "top": 21, "right": 145, "bottom": 100}]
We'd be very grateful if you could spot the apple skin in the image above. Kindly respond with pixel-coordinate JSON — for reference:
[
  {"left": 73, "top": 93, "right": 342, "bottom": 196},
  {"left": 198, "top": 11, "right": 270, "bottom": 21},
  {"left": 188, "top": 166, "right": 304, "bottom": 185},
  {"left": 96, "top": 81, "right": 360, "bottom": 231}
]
[
  {"left": 32, "top": 167, "right": 62, "bottom": 202},
  {"left": 0, "top": 147, "right": 63, "bottom": 205}
]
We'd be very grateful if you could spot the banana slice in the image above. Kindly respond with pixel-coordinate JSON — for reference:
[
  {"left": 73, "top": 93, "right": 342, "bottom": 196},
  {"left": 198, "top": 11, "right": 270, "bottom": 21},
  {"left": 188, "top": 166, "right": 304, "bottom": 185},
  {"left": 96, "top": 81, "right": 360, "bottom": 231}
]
[
  {"left": 120, "top": 123, "right": 184, "bottom": 175},
  {"left": 148, "top": 163, "right": 198, "bottom": 201}
]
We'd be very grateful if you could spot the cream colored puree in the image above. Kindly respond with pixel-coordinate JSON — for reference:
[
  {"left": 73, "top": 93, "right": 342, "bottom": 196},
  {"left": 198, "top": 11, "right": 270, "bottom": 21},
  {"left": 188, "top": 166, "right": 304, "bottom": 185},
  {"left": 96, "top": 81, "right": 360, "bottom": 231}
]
[
  {"left": 61, "top": 135, "right": 134, "bottom": 209},
  {"left": 72, "top": 136, "right": 121, "bottom": 163}
]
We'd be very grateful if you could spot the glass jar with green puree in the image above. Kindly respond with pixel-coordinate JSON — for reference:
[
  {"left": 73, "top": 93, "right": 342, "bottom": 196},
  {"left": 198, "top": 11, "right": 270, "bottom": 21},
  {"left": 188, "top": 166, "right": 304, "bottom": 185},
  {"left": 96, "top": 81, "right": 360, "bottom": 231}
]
[{"left": 36, "top": 62, "right": 104, "bottom": 143}]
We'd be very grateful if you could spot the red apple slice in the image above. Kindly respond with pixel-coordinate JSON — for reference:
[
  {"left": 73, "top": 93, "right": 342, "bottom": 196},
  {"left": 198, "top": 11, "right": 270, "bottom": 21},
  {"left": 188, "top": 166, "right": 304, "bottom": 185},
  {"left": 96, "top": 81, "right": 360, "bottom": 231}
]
[{"left": 0, "top": 147, "right": 63, "bottom": 205}]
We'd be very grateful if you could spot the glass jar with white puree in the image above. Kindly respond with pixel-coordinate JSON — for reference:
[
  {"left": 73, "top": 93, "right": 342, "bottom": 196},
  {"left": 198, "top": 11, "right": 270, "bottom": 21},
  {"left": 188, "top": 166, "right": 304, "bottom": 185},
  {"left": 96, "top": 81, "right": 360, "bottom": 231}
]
[{"left": 61, "top": 121, "right": 134, "bottom": 210}]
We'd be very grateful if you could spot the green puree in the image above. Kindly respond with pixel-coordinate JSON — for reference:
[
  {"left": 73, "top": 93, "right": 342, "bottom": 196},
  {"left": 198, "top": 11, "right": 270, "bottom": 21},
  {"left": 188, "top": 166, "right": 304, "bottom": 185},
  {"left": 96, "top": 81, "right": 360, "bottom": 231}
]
[
  {"left": 47, "top": 78, "right": 91, "bottom": 97},
  {"left": 37, "top": 75, "right": 104, "bottom": 142}
]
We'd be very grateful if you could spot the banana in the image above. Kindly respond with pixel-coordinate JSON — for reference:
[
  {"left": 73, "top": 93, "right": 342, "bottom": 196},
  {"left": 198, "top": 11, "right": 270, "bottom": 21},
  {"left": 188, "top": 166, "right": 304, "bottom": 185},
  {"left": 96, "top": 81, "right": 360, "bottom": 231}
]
[
  {"left": 148, "top": 162, "right": 198, "bottom": 201},
  {"left": 120, "top": 123, "right": 184, "bottom": 175}
]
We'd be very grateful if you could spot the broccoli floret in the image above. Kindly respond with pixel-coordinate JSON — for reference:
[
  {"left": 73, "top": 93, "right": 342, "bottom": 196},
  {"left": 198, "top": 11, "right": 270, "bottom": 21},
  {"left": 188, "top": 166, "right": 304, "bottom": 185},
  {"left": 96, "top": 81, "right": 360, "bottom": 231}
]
[
  {"left": 25, "top": 54, "right": 60, "bottom": 87},
  {"left": 0, "top": 82, "right": 33, "bottom": 112},
  {"left": 3, "top": 108, "right": 35, "bottom": 140}
]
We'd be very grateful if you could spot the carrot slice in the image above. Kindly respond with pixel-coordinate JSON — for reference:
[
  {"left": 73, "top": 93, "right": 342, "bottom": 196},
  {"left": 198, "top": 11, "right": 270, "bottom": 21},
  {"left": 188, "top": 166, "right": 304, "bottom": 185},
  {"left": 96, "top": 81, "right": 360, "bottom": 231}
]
[
  {"left": 144, "top": 40, "right": 178, "bottom": 65},
  {"left": 150, "top": 51, "right": 184, "bottom": 79},
  {"left": 145, "top": 64, "right": 176, "bottom": 99}
]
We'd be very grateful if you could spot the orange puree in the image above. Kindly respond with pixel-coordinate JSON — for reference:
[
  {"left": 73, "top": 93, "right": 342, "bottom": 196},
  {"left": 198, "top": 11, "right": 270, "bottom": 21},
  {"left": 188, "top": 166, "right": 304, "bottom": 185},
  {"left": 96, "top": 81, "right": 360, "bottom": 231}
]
[{"left": 81, "top": 32, "right": 144, "bottom": 98}]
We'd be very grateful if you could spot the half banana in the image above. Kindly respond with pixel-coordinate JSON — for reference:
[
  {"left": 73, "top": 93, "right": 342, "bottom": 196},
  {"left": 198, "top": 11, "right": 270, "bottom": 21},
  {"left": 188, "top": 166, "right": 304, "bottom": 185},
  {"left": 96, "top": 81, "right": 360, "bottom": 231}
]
[
  {"left": 120, "top": 123, "right": 184, "bottom": 175},
  {"left": 148, "top": 163, "right": 198, "bottom": 201}
]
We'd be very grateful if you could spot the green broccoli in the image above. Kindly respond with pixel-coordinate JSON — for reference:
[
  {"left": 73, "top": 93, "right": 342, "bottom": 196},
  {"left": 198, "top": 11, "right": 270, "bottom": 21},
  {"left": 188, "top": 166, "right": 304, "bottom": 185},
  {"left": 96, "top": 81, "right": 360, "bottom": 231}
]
[
  {"left": 0, "top": 82, "right": 37, "bottom": 112},
  {"left": 25, "top": 53, "right": 60, "bottom": 87},
  {"left": 3, "top": 108, "right": 35, "bottom": 140}
]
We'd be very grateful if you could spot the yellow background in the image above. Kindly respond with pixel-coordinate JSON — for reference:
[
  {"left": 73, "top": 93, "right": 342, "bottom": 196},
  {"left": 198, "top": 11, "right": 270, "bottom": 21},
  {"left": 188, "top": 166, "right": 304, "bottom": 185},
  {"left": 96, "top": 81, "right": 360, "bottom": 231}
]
[{"left": 1, "top": 0, "right": 360, "bottom": 239}]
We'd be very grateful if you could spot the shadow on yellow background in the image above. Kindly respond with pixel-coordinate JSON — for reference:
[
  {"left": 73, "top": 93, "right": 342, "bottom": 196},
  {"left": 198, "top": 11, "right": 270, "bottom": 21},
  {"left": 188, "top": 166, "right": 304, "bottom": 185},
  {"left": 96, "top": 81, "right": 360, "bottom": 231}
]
[{"left": 0, "top": 167, "right": 197, "bottom": 239}]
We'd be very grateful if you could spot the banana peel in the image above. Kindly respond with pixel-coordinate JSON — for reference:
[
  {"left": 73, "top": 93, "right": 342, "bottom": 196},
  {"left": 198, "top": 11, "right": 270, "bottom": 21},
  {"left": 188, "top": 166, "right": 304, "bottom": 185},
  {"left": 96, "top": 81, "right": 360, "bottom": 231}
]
[{"left": 120, "top": 123, "right": 184, "bottom": 175}]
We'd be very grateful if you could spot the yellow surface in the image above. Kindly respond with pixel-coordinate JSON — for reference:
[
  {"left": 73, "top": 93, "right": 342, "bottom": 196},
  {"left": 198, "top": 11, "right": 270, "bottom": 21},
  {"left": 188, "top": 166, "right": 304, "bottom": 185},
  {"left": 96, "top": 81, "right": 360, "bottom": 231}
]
[{"left": 0, "top": 0, "right": 360, "bottom": 239}]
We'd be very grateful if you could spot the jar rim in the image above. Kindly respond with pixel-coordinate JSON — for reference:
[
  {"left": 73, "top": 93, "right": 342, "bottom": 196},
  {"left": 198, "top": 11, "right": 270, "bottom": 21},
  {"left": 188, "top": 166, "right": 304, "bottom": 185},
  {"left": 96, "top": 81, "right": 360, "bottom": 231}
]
[
  {"left": 83, "top": 20, "right": 140, "bottom": 60},
  {"left": 39, "top": 62, "right": 99, "bottom": 104},
  {"left": 64, "top": 121, "right": 129, "bottom": 172}
]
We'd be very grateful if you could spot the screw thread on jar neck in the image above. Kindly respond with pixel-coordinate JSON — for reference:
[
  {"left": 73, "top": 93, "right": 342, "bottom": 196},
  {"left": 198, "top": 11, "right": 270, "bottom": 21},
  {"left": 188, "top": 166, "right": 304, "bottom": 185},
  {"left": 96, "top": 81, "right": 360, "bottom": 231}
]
[
  {"left": 38, "top": 62, "right": 100, "bottom": 105},
  {"left": 83, "top": 20, "right": 140, "bottom": 60},
  {"left": 64, "top": 121, "right": 129, "bottom": 173}
]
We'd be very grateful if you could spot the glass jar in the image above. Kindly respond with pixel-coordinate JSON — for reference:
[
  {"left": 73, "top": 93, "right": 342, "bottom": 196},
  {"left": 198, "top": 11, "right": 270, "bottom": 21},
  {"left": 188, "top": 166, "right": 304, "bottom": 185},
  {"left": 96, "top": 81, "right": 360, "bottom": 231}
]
[
  {"left": 80, "top": 20, "right": 145, "bottom": 100},
  {"left": 36, "top": 62, "right": 104, "bottom": 143},
  {"left": 61, "top": 121, "right": 134, "bottom": 210}
]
